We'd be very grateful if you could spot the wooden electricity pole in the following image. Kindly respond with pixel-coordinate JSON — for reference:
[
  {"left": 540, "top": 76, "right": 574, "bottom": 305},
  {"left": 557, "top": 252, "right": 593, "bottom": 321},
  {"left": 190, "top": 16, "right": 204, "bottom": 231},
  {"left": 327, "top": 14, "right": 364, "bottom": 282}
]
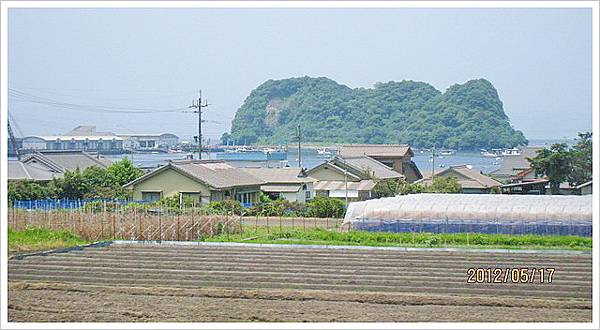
[
  {"left": 188, "top": 90, "right": 209, "bottom": 160},
  {"left": 296, "top": 125, "right": 302, "bottom": 168}
]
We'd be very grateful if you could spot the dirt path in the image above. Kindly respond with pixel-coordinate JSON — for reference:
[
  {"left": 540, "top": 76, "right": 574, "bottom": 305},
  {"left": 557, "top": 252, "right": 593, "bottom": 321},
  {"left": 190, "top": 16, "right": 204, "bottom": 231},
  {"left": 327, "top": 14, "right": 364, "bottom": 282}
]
[{"left": 8, "top": 243, "right": 593, "bottom": 322}]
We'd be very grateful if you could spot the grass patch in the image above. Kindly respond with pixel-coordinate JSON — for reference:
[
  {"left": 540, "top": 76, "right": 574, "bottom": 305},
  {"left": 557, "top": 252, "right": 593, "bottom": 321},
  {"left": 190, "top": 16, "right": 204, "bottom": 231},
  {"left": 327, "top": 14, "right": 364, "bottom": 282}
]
[
  {"left": 202, "top": 227, "right": 592, "bottom": 251},
  {"left": 8, "top": 227, "right": 90, "bottom": 254}
]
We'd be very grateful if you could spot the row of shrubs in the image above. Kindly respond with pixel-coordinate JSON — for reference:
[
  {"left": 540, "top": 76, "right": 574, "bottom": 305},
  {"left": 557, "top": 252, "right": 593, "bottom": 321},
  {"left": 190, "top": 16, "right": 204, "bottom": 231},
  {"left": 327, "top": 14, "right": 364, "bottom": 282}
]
[{"left": 81, "top": 195, "right": 347, "bottom": 218}]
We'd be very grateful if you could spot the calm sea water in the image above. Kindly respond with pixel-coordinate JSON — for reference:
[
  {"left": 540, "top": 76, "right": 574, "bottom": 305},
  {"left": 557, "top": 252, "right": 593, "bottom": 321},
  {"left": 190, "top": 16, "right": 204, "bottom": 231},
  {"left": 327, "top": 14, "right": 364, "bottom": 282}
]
[
  {"left": 11, "top": 139, "right": 569, "bottom": 174},
  {"left": 104, "top": 148, "right": 503, "bottom": 174}
]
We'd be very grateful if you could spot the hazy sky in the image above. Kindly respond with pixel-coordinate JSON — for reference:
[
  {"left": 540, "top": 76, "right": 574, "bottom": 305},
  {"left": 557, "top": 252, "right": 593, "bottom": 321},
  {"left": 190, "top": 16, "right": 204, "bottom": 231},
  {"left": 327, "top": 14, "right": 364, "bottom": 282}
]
[{"left": 8, "top": 7, "right": 592, "bottom": 141}]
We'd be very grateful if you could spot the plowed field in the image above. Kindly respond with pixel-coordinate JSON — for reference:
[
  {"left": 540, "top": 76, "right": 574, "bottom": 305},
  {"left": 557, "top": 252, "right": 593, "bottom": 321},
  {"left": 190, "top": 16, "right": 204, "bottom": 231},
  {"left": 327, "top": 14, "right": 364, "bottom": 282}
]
[{"left": 8, "top": 243, "right": 592, "bottom": 322}]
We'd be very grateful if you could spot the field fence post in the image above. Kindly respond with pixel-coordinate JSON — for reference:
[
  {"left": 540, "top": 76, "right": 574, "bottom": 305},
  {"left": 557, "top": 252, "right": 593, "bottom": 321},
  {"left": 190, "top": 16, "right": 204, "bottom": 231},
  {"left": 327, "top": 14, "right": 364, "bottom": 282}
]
[
  {"left": 467, "top": 229, "right": 469, "bottom": 247},
  {"left": 496, "top": 218, "right": 499, "bottom": 235},
  {"left": 112, "top": 204, "right": 116, "bottom": 239},
  {"left": 102, "top": 200, "right": 106, "bottom": 239},
  {"left": 303, "top": 217, "right": 306, "bottom": 232},
  {"left": 279, "top": 215, "right": 282, "bottom": 234},
  {"left": 266, "top": 215, "right": 270, "bottom": 234}
]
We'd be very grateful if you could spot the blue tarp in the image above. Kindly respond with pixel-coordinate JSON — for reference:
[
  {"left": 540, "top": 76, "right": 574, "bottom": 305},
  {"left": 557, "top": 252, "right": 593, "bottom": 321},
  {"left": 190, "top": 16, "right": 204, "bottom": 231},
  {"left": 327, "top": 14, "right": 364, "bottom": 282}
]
[{"left": 351, "top": 219, "right": 592, "bottom": 237}]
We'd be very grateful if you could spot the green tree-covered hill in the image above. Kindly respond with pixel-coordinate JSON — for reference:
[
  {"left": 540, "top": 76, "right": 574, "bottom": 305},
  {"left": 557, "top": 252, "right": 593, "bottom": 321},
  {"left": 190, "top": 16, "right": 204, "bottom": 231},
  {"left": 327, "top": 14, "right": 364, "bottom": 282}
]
[{"left": 223, "top": 76, "right": 527, "bottom": 149}]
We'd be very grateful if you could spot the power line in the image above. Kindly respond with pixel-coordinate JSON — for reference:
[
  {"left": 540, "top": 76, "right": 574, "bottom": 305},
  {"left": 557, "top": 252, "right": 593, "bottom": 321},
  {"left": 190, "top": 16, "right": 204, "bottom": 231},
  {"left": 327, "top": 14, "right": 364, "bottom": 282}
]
[{"left": 8, "top": 88, "right": 188, "bottom": 113}]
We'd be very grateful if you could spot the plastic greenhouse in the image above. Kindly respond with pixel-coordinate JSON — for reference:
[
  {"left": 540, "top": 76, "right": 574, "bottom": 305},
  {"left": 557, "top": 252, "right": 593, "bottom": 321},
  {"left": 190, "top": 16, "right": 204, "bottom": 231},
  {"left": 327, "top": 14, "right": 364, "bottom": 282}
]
[{"left": 343, "top": 194, "right": 593, "bottom": 237}]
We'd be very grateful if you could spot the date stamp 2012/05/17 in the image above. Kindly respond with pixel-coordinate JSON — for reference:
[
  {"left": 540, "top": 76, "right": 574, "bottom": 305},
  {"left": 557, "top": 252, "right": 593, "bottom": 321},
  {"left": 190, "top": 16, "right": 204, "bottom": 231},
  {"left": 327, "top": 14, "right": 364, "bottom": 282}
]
[{"left": 467, "top": 268, "right": 555, "bottom": 284}]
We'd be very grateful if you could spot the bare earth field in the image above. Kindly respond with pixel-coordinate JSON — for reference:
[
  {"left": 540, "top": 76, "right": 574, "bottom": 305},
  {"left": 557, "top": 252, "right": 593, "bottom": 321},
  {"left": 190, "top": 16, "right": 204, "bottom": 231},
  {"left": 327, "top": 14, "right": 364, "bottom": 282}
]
[{"left": 8, "top": 243, "right": 592, "bottom": 322}]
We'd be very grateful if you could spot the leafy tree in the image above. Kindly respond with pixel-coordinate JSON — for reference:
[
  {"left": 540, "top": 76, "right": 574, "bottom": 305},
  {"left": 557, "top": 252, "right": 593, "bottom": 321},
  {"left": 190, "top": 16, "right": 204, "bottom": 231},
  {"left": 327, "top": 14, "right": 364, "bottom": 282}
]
[
  {"left": 106, "top": 158, "right": 144, "bottom": 186},
  {"left": 9, "top": 181, "right": 52, "bottom": 202},
  {"left": 527, "top": 143, "right": 572, "bottom": 194},
  {"left": 81, "top": 166, "right": 126, "bottom": 198},
  {"left": 374, "top": 178, "right": 423, "bottom": 197},
  {"left": 306, "top": 196, "right": 346, "bottom": 218},
  {"left": 568, "top": 132, "right": 592, "bottom": 186},
  {"left": 59, "top": 168, "right": 88, "bottom": 199},
  {"left": 424, "top": 176, "right": 463, "bottom": 193},
  {"left": 527, "top": 132, "right": 593, "bottom": 193}
]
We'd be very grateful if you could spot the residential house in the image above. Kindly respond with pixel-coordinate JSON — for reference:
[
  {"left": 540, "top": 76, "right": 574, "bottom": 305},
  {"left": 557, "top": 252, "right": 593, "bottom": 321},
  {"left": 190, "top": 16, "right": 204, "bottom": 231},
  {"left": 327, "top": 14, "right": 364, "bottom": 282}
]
[
  {"left": 416, "top": 165, "right": 503, "bottom": 194},
  {"left": 307, "top": 156, "right": 403, "bottom": 201},
  {"left": 492, "top": 147, "right": 591, "bottom": 195},
  {"left": 240, "top": 167, "right": 315, "bottom": 203},
  {"left": 577, "top": 181, "right": 593, "bottom": 195},
  {"left": 8, "top": 150, "right": 112, "bottom": 182},
  {"left": 21, "top": 150, "right": 112, "bottom": 172},
  {"left": 338, "top": 144, "right": 422, "bottom": 183},
  {"left": 123, "top": 160, "right": 264, "bottom": 205},
  {"left": 558, "top": 181, "right": 593, "bottom": 196},
  {"left": 500, "top": 168, "right": 548, "bottom": 195}
]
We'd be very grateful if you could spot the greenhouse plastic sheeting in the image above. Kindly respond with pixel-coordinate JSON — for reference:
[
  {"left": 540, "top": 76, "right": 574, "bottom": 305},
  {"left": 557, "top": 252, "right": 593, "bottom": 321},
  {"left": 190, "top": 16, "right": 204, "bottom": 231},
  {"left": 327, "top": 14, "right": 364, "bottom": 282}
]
[{"left": 343, "top": 194, "right": 593, "bottom": 237}]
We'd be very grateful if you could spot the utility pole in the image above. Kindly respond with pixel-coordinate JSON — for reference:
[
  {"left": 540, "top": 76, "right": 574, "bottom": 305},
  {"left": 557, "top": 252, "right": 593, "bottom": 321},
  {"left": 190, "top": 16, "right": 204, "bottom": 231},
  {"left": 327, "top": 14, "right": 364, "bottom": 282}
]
[
  {"left": 296, "top": 125, "right": 302, "bottom": 168},
  {"left": 431, "top": 143, "right": 436, "bottom": 183},
  {"left": 188, "top": 90, "right": 209, "bottom": 160}
]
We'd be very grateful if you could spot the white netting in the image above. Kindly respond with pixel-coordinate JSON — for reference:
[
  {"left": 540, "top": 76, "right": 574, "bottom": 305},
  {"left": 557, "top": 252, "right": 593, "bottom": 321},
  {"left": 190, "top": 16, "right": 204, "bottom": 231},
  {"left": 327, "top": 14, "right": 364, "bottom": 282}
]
[{"left": 344, "top": 194, "right": 593, "bottom": 224}]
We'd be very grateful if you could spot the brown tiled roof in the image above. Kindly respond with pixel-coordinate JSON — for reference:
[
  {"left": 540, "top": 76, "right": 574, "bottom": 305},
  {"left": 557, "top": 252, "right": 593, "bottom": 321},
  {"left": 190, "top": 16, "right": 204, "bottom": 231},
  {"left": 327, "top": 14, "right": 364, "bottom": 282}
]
[
  {"left": 339, "top": 144, "right": 411, "bottom": 158},
  {"left": 416, "top": 165, "right": 502, "bottom": 189}
]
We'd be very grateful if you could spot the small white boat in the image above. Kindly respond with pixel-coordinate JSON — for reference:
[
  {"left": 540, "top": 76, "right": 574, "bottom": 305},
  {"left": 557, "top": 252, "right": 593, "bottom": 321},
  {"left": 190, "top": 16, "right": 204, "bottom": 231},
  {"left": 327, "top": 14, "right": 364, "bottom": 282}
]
[
  {"left": 316, "top": 147, "right": 332, "bottom": 155},
  {"left": 502, "top": 148, "right": 521, "bottom": 156},
  {"left": 481, "top": 151, "right": 498, "bottom": 158},
  {"left": 439, "top": 150, "right": 455, "bottom": 156},
  {"left": 261, "top": 147, "right": 276, "bottom": 154},
  {"left": 235, "top": 146, "right": 253, "bottom": 152}
]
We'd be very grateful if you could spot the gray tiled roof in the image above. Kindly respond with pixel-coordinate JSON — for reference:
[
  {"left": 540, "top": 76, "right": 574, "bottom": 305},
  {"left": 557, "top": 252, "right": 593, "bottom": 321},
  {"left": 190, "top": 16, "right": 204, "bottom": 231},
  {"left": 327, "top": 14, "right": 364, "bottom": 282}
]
[
  {"left": 125, "top": 160, "right": 265, "bottom": 189},
  {"left": 8, "top": 160, "right": 57, "bottom": 182},
  {"left": 339, "top": 156, "right": 402, "bottom": 180},
  {"left": 171, "top": 161, "right": 265, "bottom": 189},
  {"left": 491, "top": 147, "right": 543, "bottom": 179},
  {"left": 22, "top": 150, "right": 112, "bottom": 172}
]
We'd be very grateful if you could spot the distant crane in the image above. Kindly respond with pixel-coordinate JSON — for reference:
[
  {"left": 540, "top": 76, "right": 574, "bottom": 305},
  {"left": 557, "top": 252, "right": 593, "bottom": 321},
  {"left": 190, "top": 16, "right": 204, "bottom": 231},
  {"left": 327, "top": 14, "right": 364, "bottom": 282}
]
[{"left": 7, "top": 119, "right": 20, "bottom": 160}]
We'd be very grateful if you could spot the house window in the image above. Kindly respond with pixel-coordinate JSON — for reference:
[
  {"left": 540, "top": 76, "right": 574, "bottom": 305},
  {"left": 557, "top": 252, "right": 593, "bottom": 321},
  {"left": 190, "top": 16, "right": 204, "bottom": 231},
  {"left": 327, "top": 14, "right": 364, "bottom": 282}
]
[
  {"left": 267, "top": 192, "right": 281, "bottom": 200},
  {"left": 141, "top": 191, "right": 161, "bottom": 202},
  {"left": 181, "top": 192, "right": 200, "bottom": 203},
  {"left": 305, "top": 191, "right": 311, "bottom": 200}
]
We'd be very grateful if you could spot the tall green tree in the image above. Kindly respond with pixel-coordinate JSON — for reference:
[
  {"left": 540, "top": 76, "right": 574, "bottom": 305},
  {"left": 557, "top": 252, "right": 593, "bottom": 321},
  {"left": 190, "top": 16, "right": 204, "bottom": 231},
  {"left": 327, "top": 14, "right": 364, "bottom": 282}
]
[
  {"left": 527, "top": 132, "right": 593, "bottom": 194},
  {"left": 59, "top": 168, "right": 88, "bottom": 199},
  {"left": 568, "top": 132, "right": 592, "bottom": 186},
  {"left": 425, "top": 176, "right": 463, "bottom": 193},
  {"left": 528, "top": 143, "right": 573, "bottom": 194},
  {"left": 106, "top": 158, "right": 144, "bottom": 186}
]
